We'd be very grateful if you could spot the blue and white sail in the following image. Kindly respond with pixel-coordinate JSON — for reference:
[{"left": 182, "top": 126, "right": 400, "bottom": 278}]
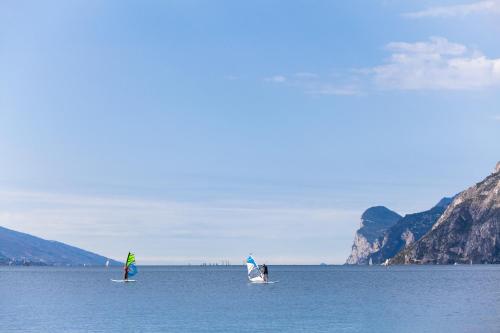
[{"left": 246, "top": 255, "right": 264, "bottom": 283}]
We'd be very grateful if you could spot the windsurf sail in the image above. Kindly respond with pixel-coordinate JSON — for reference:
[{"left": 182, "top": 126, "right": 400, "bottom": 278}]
[
  {"left": 246, "top": 255, "right": 264, "bottom": 283},
  {"left": 123, "top": 252, "right": 138, "bottom": 280}
]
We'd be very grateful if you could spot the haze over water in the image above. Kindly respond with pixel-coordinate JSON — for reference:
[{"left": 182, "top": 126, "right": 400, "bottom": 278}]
[{"left": 2, "top": 265, "right": 499, "bottom": 332}]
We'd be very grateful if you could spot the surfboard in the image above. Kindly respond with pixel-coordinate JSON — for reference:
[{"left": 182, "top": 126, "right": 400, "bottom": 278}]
[
  {"left": 249, "top": 280, "right": 279, "bottom": 284},
  {"left": 111, "top": 279, "right": 136, "bottom": 283}
]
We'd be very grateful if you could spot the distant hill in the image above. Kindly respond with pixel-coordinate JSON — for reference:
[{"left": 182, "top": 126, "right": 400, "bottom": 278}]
[
  {"left": 369, "top": 197, "right": 453, "bottom": 265},
  {"left": 0, "top": 226, "right": 121, "bottom": 266},
  {"left": 346, "top": 161, "right": 500, "bottom": 265},
  {"left": 345, "top": 206, "right": 402, "bottom": 264},
  {"left": 392, "top": 162, "right": 500, "bottom": 264}
]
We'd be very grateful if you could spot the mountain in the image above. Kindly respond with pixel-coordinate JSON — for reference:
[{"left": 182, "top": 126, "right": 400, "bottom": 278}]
[
  {"left": 392, "top": 162, "right": 500, "bottom": 264},
  {"left": 345, "top": 206, "right": 402, "bottom": 264},
  {"left": 0, "top": 226, "right": 121, "bottom": 266},
  {"left": 369, "top": 197, "right": 453, "bottom": 264}
]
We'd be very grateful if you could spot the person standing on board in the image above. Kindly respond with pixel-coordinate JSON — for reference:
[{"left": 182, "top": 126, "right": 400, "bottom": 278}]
[
  {"left": 261, "top": 264, "right": 268, "bottom": 282},
  {"left": 123, "top": 264, "right": 129, "bottom": 280}
]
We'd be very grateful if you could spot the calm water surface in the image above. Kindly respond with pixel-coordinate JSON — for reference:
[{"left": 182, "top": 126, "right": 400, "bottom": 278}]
[{"left": 1, "top": 265, "right": 499, "bottom": 332}]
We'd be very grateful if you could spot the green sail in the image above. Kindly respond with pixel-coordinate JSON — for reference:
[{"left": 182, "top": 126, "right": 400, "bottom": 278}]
[{"left": 126, "top": 252, "right": 135, "bottom": 267}]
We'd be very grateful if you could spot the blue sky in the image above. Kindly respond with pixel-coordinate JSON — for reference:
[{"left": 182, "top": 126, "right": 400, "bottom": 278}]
[{"left": 1, "top": 0, "right": 499, "bottom": 264}]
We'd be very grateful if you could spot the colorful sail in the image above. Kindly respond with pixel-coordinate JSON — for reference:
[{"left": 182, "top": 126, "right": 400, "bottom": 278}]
[
  {"left": 246, "top": 255, "right": 264, "bottom": 283},
  {"left": 127, "top": 253, "right": 135, "bottom": 267},
  {"left": 124, "top": 252, "right": 138, "bottom": 279}
]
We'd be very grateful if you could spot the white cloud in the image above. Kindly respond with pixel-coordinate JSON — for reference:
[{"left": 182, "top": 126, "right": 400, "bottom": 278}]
[
  {"left": 264, "top": 38, "right": 500, "bottom": 93},
  {"left": 403, "top": 0, "right": 500, "bottom": 18},
  {"left": 264, "top": 75, "right": 287, "bottom": 83},
  {"left": 372, "top": 37, "right": 500, "bottom": 90},
  {"left": 306, "top": 84, "right": 360, "bottom": 96},
  {"left": 386, "top": 38, "right": 467, "bottom": 56},
  {"left": 264, "top": 72, "right": 360, "bottom": 96},
  {"left": 493, "top": 115, "right": 500, "bottom": 121},
  {"left": 294, "top": 72, "right": 319, "bottom": 79}
]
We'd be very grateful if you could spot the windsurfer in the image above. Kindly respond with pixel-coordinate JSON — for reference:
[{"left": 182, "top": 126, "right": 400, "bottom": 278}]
[{"left": 261, "top": 264, "right": 268, "bottom": 282}]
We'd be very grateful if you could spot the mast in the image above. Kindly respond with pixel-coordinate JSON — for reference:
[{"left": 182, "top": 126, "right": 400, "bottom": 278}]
[{"left": 124, "top": 252, "right": 131, "bottom": 280}]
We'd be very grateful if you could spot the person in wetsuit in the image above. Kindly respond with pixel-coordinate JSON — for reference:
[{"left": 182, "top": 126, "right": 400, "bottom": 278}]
[{"left": 261, "top": 264, "right": 268, "bottom": 282}]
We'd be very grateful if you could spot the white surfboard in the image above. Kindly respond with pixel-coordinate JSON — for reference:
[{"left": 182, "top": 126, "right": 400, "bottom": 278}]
[
  {"left": 111, "top": 279, "right": 136, "bottom": 283},
  {"left": 249, "top": 280, "right": 279, "bottom": 284}
]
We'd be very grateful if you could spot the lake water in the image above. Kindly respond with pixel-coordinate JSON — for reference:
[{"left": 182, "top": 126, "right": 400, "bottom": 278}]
[{"left": 1, "top": 265, "right": 499, "bottom": 332}]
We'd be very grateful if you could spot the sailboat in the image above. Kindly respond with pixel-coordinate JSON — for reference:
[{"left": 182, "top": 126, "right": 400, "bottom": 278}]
[
  {"left": 111, "top": 252, "right": 138, "bottom": 283},
  {"left": 105, "top": 260, "right": 110, "bottom": 268},
  {"left": 246, "top": 255, "right": 277, "bottom": 284}
]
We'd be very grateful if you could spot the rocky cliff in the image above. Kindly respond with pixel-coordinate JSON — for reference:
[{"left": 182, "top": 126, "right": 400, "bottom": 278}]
[
  {"left": 345, "top": 206, "right": 401, "bottom": 264},
  {"left": 392, "top": 163, "right": 500, "bottom": 264},
  {"left": 369, "top": 197, "right": 452, "bottom": 264}
]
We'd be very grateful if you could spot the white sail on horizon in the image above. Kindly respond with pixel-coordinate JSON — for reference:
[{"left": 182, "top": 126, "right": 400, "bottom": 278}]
[{"left": 246, "top": 255, "right": 264, "bottom": 283}]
